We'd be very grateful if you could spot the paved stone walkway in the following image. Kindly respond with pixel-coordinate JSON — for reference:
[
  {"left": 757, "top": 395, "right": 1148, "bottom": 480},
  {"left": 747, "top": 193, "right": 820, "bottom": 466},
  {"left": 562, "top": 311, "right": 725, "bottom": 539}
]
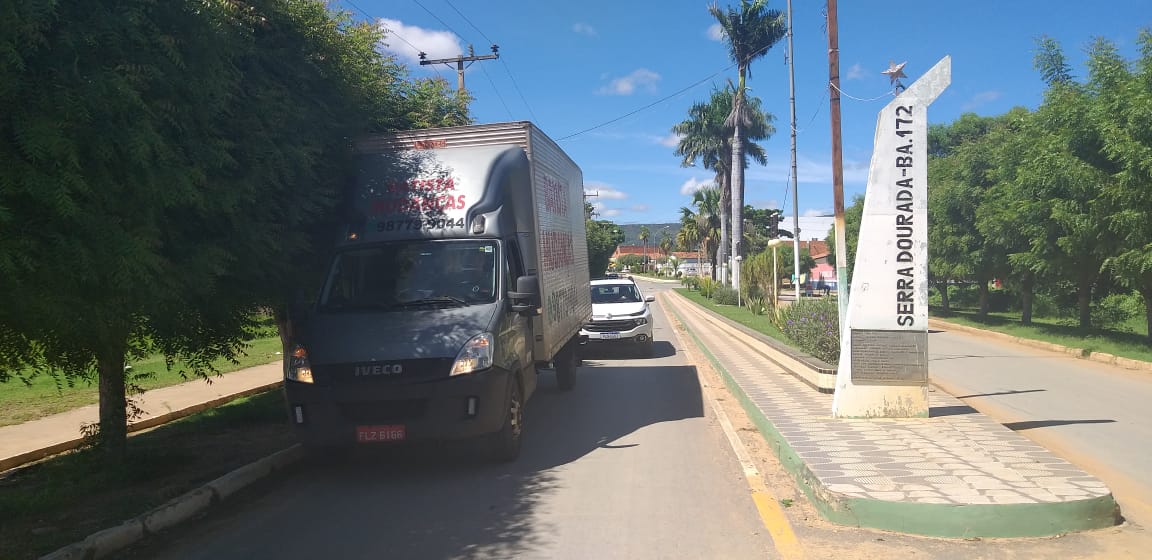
[{"left": 661, "top": 291, "right": 1118, "bottom": 536}]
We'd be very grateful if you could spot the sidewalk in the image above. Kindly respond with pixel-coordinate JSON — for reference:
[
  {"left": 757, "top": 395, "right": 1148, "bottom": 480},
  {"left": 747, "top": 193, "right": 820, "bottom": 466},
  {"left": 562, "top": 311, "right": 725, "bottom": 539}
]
[
  {"left": 0, "top": 362, "right": 282, "bottom": 473},
  {"left": 659, "top": 291, "right": 1121, "bottom": 538}
]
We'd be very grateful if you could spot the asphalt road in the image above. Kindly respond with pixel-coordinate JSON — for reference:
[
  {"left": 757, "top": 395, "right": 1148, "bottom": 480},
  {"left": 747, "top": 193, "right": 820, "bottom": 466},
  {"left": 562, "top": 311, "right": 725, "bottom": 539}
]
[
  {"left": 927, "top": 326, "right": 1152, "bottom": 526},
  {"left": 121, "top": 279, "right": 776, "bottom": 560}
]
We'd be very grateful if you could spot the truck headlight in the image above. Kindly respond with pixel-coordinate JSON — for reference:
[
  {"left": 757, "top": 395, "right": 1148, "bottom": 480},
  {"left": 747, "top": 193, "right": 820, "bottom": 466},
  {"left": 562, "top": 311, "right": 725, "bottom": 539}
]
[
  {"left": 286, "top": 344, "right": 314, "bottom": 384},
  {"left": 451, "top": 333, "right": 494, "bottom": 376}
]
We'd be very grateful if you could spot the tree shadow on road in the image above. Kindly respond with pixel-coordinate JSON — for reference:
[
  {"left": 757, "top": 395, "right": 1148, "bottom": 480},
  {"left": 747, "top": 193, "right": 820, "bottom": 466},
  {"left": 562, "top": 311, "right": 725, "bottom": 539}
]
[{"left": 128, "top": 363, "right": 705, "bottom": 560}]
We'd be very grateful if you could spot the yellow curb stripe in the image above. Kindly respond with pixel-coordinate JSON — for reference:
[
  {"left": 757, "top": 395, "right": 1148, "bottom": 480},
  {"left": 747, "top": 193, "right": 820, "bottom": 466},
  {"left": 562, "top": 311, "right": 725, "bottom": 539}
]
[{"left": 669, "top": 290, "right": 806, "bottom": 559}]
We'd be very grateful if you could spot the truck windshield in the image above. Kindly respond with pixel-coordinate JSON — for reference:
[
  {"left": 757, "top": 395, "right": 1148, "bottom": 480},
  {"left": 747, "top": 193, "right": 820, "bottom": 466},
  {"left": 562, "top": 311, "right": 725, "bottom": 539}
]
[{"left": 320, "top": 240, "right": 499, "bottom": 311}]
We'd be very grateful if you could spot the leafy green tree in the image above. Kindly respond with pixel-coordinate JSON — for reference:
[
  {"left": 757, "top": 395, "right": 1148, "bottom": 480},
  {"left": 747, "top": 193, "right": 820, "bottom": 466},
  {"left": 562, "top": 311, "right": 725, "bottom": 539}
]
[
  {"left": 1086, "top": 31, "right": 1152, "bottom": 339},
  {"left": 585, "top": 202, "right": 624, "bottom": 277},
  {"left": 824, "top": 194, "right": 863, "bottom": 287},
  {"left": 927, "top": 113, "right": 1010, "bottom": 318},
  {"left": 777, "top": 245, "right": 815, "bottom": 285},
  {"left": 975, "top": 108, "right": 1043, "bottom": 324},
  {"left": 709, "top": 0, "right": 785, "bottom": 292},
  {"left": 1027, "top": 36, "right": 1119, "bottom": 329},
  {"left": 673, "top": 86, "right": 772, "bottom": 286},
  {"left": 0, "top": 0, "right": 464, "bottom": 459},
  {"left": 679, "top": 187, "right": 723, "bottom": 279},
  {"left": 638, "top": 226, "right": 651, "bottom": 272}
]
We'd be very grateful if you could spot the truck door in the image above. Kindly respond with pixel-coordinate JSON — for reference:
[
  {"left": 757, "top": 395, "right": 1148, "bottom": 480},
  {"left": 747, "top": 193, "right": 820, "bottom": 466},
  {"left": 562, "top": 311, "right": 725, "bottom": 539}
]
[{"left": 501, "top": 239, "right": 534, "bottom": 399}]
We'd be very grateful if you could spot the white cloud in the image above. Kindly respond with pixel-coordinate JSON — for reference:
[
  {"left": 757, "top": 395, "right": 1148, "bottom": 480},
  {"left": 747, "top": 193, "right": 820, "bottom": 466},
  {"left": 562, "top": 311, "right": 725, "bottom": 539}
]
[
  {"left": 377, "top": 18, "right": 460, "bottom": 66},
  {"left": 962, "top": 90, "right": 1003, "bottom": 111},
  {"left": 573, "top": 22, "right": 597, "bottom": 36},
  {"left": 846, "top": 63, "right": 865, "bottom": 80},
  {"left": 679, "top": 176, "right": 715, "bottom": 196},
  {"left": 707, "top": 23, "right": 725, "bottom": 41},
  {"left": 586, "top": 182, "right": 628, "bottom": 200},
  {"left": 655, "top": 133, "right": 681, "bottom": 147},
  {"left": 804, "top": 208, "right": 833, "bottom": 217},
  {"left": 599, "top": 207, "right": 621, "bottom": 217},
  {"left": 598, "top": 68, "right": 661, "bottom": 95},
  {"left": 629, "top": 204, "right": 650, "bottom": 212}
]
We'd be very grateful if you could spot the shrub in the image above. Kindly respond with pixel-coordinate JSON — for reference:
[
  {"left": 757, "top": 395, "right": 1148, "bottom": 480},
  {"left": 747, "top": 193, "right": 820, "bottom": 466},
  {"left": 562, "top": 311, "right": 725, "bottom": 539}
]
[
  {"left": 776, "top": 298, "right": 840, "bottom": 364},
  {"left": 746, "top": 295, "right": 767, "bottom": 315},
  {"left": 1092, "top": 292, "right": 1143, "bottom": 331},
  {"left": 713, "top": 285, "right": 738, "bottom": 305},
  {"left": 698, "top": 277, "right": 716, "bottom": 298}
]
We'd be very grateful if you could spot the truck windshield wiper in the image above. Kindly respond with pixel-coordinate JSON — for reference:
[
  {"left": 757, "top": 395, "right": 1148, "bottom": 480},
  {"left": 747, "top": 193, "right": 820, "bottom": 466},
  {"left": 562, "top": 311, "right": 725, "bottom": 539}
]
[{"left": 393, "top": 296, "right": 467, "bottom": 308}]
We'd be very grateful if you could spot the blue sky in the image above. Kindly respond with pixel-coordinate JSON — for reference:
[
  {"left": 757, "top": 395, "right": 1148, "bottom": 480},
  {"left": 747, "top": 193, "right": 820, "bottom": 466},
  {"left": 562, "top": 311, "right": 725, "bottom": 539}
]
[{"left": 341, "top": 0, "right": 1150, "bottom": 229}]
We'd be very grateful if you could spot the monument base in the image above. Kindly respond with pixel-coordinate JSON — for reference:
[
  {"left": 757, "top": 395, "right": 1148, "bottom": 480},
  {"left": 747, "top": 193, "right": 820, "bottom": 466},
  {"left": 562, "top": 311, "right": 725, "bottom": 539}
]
[{"left": 830, "top": 380, "right": 927, "bottom": 418}]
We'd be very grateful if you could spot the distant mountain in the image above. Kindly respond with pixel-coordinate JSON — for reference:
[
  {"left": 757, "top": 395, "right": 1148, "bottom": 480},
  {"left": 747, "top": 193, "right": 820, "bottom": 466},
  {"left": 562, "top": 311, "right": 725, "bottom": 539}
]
[{"left": 614, "top": 223, "right": 680, "bottom": 245}]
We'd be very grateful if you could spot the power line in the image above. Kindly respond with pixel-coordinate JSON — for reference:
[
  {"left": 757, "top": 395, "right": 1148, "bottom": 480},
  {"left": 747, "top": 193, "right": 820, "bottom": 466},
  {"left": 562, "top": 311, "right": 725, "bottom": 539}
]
[
  {"left": 559, "top": 36, "right": 786, "bottom": 142},
  {"left": 341, "top": 0, "right": 445, "bottom": 81},
  {"left": 500, "top": 60, "right": 540, "bottom": 124},
  {"left": 441, "top": 0, "right": 537, "bottom": 123},
  {"left": 480, "top": 63, "right": 514, "bottom": 120},
  {"left": 443, "top": 0, "right": 495, "bottom": 45},
  {"left": 411, "top": 0, "right": 465, "bottom": 39},
  {"left": 558, "top": 63, "right": 737, "bottom": 141},
  {"left": 829, "top": 82, "right": 893, "bottom": 103}
]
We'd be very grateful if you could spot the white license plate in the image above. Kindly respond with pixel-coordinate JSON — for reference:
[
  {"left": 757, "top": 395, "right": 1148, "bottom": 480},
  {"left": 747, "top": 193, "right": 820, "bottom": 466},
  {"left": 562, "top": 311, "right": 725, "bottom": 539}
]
[{"left": 600, "top": 332, "right": 621, "bottom": 340}]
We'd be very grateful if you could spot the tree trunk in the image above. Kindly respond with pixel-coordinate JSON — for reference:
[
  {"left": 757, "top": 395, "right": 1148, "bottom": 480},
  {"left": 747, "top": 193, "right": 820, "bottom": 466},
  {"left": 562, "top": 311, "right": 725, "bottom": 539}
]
[
  {"left": 1078, "top": 273, "right": 1093, "bottom": 329},
  {"left": 718, "top": 174, "right": 730, "bottom": 285},
  {"left": 977, "top": 280, "right": 990, "bottom": 318},
  {"left": 731, "top": 118, "right": 745, "bottom": 294},
  {"left": 933, "top": 279, "right": 951, "bottom": 315},
  {"left": 97, "top": 347, "right": 129, "bottom": 461},
  {"left": 1143, "top": 287, "right": 1152, "bottom": 344},
  {"left": 1020, "top": 273, "right": 1035, "bottom": 325}
]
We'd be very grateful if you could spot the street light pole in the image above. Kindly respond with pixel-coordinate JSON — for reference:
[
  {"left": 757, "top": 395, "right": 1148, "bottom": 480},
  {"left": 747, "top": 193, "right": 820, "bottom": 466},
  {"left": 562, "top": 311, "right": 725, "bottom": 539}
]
[
  {"left": 767, "top": 238, "right": 784, "bottom": 310},
  {"left": 787, "top": 0, "right": 802, "bottom": 304}
]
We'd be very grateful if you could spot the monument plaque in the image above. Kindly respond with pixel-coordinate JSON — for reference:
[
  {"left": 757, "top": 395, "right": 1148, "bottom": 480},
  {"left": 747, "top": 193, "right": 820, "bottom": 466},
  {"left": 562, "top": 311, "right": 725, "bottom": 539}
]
[{"left": 849, "top": 329, "right": 928, "bottom": 385}]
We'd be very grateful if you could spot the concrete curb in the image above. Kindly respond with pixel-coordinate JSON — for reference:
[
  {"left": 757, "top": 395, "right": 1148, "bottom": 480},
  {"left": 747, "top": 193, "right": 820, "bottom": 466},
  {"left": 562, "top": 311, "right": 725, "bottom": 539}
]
[
  {"left": 41, "top": 444, "right": 303, "bottom": 559},
  {"left": 663, "top": 291, "right": 836, "bottom": 392},
  {"left": 928, "top": 318, "right": 1152, "bottom": 373},
  {"left": 1, "top": 380, "right": 283, "bottom": 474},
  {"left": 665, "top": 298, "right": 1121, "bottom": 538}
]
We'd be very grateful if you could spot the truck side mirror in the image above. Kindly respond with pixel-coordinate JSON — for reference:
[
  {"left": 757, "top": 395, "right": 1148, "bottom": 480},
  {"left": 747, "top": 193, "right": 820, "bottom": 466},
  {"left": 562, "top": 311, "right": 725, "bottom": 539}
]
[{"left": 508, "top": 274, "right": 540, "bottom": 316}]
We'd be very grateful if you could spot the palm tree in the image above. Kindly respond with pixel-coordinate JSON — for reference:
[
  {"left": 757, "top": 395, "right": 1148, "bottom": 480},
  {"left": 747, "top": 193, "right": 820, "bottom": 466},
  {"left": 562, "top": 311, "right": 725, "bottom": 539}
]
[
  {"left": 679, "top": 187, "right": 722, "bottom": 279},
  {"left": 710, "top": 0, "right": 786, "bottom": 292},
  {"left": 673, "top": 86, "right": 772, "bottom": 285},
  {"left": 638, "top": 226, "right": 651, "bottom": 273}
]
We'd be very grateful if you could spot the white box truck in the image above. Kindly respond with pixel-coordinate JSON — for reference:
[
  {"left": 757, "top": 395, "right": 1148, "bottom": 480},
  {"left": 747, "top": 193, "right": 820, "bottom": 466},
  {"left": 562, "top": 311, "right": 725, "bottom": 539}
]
[{"left": 284, "top": 122, "right": 591, "bottom": 461}]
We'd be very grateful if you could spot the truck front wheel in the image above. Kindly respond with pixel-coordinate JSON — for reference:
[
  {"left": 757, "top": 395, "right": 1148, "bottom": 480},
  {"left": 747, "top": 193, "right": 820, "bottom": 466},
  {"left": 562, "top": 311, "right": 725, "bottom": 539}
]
[{"left": 487, "top": 377, "right": 523, "bottom": 462}]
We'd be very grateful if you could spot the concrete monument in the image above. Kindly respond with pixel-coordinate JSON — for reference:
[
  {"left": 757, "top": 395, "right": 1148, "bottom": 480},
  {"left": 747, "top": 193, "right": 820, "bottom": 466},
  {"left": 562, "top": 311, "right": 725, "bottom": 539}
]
[{"left": 831, "top": 57, "right": 951, "bottom": 418}]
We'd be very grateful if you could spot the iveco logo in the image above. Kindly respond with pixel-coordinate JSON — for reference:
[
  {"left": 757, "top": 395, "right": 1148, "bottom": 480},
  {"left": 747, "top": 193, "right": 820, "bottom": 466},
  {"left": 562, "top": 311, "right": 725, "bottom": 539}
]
[{"left": 354, "top": 364, "right": 403, "bottom": 376}]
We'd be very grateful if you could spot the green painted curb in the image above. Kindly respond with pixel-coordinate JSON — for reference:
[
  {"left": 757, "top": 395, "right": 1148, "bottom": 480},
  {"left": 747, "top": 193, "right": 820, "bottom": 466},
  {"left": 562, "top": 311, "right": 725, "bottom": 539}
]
[{"left": 664, "top": 296, "right": 1121, "bottom": 538}]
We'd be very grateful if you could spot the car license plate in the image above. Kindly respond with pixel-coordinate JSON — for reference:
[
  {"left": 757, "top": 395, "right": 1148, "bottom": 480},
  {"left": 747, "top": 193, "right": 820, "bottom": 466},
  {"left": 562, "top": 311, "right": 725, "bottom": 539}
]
[
  {"left": 600, "top": 332, "right": 621, "bottom": 340},
  {"left": 356, "top": 425, "right": 406, "bottom": 443}
]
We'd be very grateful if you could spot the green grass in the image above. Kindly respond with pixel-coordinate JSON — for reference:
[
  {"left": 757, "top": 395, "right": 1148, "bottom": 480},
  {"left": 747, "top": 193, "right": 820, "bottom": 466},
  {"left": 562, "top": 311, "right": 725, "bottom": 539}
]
[
  {"left": 931, "top": 308, "right": 1152, "bottom": 363},
  {"left": 0, "top": 390, "right": 294, "bottom": 560},
  {"left": 675, "top": 288, "right": 787, "bottom": 341},
  {"left": 0, "top": 336, "right": 283, "bottom": 427}
]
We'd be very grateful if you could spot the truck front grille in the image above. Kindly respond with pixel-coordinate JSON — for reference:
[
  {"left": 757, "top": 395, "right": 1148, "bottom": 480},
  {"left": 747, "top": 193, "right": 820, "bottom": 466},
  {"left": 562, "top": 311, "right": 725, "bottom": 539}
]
[{"left": 339, "top": 399, "right": 428, "bottom": 423}]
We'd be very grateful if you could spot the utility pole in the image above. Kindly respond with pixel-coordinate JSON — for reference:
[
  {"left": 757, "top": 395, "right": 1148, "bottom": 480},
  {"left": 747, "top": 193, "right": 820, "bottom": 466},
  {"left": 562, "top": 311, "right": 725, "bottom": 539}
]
[
  {"left": 419, "top": 44, "right": 500, "bottom": 93},
  {"left": 827, "top": 0, "right": 849, "bottom": 330},
  {"left": 787, "top": 0, "right": 801, "bottom": 302}
]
